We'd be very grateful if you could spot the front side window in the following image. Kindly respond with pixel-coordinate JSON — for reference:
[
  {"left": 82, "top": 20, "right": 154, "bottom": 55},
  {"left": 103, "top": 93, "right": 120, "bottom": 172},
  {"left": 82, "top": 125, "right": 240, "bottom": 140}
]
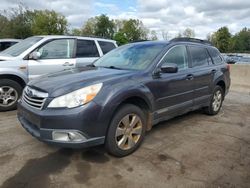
[
  {"left": 94, "top": 43, "right": 165, "bottom": 70},
  {"left": 189, "top": 46, "right": 209, "bottom": 67},
  {"left": 161, "top": 45, "right": 188, "bottom": 70},
  {"left": 76, "top": 40, "right": 99, "bottom": 58},
  {"left": 36, "top": 39, "right": 75, "bottom": 59},
  {"left": 98, "top": 41, "right": 116, "bottom": 54}
]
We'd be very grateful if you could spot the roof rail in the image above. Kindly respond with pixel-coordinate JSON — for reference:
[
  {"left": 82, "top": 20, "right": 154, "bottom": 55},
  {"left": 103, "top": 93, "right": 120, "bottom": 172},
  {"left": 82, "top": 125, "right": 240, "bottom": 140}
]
[
  {"left": 68, "top": 34, "right": 114, "bottom": 40},
  {"left": 130, "top": 39, "right": 150, "bottom": 43},
  {"left": 170, "top": 37, "right": 212, "bottom": 45}
]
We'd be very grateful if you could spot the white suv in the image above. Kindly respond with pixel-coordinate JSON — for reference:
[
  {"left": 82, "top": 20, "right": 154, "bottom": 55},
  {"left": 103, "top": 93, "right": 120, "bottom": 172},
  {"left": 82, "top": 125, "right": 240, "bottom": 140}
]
[
  {"left": 0, "top": 39, "right": 21, "bottom": 52},
  {"left": 0, "top": 35, "right": 117, "bottom": 111}
]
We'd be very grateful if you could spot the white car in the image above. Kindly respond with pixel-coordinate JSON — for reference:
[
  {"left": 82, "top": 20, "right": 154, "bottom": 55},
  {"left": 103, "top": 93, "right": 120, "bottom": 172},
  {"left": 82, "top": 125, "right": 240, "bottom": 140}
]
[
  {"left": 0, "top": 39, "right": 21, "bottom": 52},
  {"left": 0, "top": 35, "right": 117, "bottom": 111}
]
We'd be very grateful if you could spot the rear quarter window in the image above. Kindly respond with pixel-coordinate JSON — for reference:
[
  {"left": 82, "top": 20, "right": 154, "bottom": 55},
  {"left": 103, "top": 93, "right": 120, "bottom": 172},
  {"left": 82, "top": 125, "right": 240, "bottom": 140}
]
[
  {"left": 208, "top": 48, "right": 223, "bottom": 64},
  {"left": 98, "top": 41, "right": 116, "bottom": 54}
]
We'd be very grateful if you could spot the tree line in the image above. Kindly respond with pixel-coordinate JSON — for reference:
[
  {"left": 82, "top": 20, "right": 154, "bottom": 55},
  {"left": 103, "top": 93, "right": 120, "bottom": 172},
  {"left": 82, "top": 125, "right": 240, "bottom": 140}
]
[
  {"left": 0, "top": 5, "right": 67, "bottom": 39},
  {"left": 208, "top": 26, "right": 250, "bottom": 53},
  {"left": 0, "top": 4, "right": 197, "bottom": 45},
  {"left": 0, "top": 5, "right": 249, "bottom": 52}
]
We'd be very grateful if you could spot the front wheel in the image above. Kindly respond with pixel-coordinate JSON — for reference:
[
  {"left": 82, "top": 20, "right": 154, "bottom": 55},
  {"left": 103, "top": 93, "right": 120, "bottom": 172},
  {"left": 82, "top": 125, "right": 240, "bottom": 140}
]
[
  {"left": 0, "top": 79, "right": 23, "bottom": 111},
  {"left": 204, "top": 85, "right": 224, "bottom": 115},
  {"left": 105, "top": 104, "right": 146, "bottom": 157}
]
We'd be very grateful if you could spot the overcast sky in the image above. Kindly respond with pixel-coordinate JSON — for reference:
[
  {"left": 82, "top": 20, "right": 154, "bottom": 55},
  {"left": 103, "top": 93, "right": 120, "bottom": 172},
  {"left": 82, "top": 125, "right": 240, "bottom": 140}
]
[{"left": 1, "top": 0, "right": 250, "bottom": 39}]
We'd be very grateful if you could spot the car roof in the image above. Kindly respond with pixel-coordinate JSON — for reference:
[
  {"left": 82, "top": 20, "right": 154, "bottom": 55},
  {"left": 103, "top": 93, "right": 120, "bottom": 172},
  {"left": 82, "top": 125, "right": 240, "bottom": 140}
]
[
  {"left": 0, "top": 39, "right": 22, "bottom": 42},
  {"left": 34, "top": 35, "right": 117, "bottom": 43},
  {"left": 129, "top": 39, "right": 213, "bottom": 48}
]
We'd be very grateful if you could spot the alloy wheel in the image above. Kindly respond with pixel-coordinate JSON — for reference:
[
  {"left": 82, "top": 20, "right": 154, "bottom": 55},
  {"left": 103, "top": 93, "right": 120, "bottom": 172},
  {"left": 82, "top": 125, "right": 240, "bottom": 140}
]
[
  {"left": 0, "top": 86, "right": 18, "bottom": 107},
  {"left": 212, "top": 90, "right": 222, "bottom": 112},
  {"left": 115, "top": 113, "right": 143, "bottom": 150}
]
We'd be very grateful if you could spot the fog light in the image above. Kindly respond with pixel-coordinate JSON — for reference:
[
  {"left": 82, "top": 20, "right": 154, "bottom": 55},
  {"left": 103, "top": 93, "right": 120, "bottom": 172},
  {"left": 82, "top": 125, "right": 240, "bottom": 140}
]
[{"left": 52, "top": 131, "right": 86, "bottom": 142}]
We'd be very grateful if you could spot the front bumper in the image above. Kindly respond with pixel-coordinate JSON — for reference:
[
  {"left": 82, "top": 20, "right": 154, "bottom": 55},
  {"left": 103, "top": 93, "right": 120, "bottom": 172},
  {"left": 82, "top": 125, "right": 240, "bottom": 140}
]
[{"left": 17, "top": 100, "right": 106, "bottom": 148}]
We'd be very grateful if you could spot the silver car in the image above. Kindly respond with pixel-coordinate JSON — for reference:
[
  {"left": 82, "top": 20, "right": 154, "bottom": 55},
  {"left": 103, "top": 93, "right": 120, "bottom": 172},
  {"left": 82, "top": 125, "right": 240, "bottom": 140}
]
[
  {"left": 0, "top": 39, "right": 21, "bottom": 52},
  {"left": 0, "top": 35, "right": 117, "bottom": 111}
]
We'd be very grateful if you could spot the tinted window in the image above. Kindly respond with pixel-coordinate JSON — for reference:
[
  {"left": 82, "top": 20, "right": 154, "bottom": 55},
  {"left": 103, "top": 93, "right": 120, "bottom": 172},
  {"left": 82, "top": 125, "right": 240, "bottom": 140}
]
[
  {"left": 162, "top": 45, "right": 188, "bottom": 69},
  {"left": 36, "top": 39, "right": 75, "bottom": 59},
  {"left": 208, "top": 48, "right": 223, "bottom": 64},
  {"left": 189, "top": 46, "right": 209, "bottom": 67},
  {"left": 76, "top": 40, "right": 99, "bottom": 58},
  {"left": 98, "top": 41, "right": 116, "bottom": 54},
  {"left": 0, "top": 42, "right": 18, "bottom": 51},
  {"left": 2, "top": 37, "right": 42, "bottom": 56},
  {"left": 0, "top": 42, "right": 7, "bottom": 51}
]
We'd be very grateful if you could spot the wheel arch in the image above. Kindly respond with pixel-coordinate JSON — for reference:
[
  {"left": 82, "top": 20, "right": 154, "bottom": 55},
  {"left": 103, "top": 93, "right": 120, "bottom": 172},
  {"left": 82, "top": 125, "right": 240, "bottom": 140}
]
[
  {"left": 0, "top": 74, "right": 26, "bottom": 88},
  {"left": 216, "top": 80, "right": 226, "bottom": 96},
  {"left": 109, "top": 94, "right": 154, "bottom": 131}
]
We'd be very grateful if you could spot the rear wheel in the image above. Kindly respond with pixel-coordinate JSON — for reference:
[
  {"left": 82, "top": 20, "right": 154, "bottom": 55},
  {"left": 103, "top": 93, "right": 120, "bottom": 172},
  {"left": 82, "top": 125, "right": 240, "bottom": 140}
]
[
  {"left": 0, "top": 79, "right": 23, "bottom": 111},
  {"left": 105, "top": 104, "right": 146, "bottom": 157},
  {"left": 204, "top": 85, "right": 224, "bottom": 115}
]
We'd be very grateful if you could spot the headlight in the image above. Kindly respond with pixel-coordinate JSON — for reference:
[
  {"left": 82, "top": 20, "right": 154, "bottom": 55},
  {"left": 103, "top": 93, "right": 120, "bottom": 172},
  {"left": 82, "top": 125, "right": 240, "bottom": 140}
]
[{"left": 48, "top": 83, "right": 103, "bottom": 108}]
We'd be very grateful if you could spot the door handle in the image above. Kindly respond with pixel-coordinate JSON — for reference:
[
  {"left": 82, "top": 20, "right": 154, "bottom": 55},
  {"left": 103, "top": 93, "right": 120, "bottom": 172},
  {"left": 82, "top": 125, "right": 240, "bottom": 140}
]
[
  {"left": 63, "top": 62, "right": 74, "bottom": 66},
  {"left": 211, "top": 69, "right": 217, "bottom": 73},
  {"left": 186, "top": 74, "right": 194, "bottom": 80}
]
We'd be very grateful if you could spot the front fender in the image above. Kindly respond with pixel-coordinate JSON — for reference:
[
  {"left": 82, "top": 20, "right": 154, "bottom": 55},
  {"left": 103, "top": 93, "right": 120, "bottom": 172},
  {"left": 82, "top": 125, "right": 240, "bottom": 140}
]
[
  {"left": 93, "top": 82, "right": 155, "bottom": 134},
  {"left": 0, "top": 68, "right": 28, "bottom": 83}
]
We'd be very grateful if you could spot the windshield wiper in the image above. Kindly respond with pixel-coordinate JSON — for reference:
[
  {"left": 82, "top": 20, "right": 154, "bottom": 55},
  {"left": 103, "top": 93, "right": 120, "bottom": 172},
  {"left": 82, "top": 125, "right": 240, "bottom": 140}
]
[
  {"left": 86, "top": 63, "right": 96, "bottom": 67},
  {"left": 102, "top": 66, "right": 124, "bottom": 70}
]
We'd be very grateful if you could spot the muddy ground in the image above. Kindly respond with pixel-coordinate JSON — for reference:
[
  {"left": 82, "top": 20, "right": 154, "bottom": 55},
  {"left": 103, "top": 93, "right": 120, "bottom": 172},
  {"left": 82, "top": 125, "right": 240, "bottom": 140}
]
[{"left": 0, "top": 90, "right": 249, "bottom": 188}]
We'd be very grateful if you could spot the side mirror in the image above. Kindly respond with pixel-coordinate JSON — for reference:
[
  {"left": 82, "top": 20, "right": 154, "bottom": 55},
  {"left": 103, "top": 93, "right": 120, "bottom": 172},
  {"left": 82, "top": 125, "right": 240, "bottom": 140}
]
[
  {"left": 29, "top": 51, "right": 41, "bottom": 60},
  {"left": 160, "top": 63, "right": 178, "bottom": 73}
]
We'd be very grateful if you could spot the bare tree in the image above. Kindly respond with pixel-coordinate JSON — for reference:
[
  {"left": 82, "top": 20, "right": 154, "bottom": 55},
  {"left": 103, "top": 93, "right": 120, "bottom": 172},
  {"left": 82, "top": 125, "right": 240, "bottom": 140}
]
[
  {"left": 182, "top": 28, "right": 195, "bottom": 38},
  {"left": 161, "top": 30, "right": 169, "bottom": 40}
]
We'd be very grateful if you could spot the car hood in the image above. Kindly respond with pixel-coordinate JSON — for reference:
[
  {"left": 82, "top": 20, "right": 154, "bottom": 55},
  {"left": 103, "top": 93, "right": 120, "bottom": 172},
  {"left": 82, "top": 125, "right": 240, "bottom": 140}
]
[
  {"left": 28, "top": 67, "right": 136, "bottom": 97},
  {"left": 0, "top": 54, "right": 17, "bottom": 61}
]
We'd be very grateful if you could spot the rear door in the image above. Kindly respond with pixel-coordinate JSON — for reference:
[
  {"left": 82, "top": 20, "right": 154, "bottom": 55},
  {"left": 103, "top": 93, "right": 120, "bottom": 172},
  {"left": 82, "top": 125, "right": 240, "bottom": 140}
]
[
  {"left": 28, "top": 38, "right": 76, "bottom": 79},
  {"left": 188, "top": 45, "right": 214, "bottom": 106},
  {"left": 75, "top": 39, "right": 100, "bottom": 67}
]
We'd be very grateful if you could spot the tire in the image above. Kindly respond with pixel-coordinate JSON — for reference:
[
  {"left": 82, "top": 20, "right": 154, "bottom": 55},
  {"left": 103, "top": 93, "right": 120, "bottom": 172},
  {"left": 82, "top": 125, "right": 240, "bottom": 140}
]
[
  {"left": 105, "top": 104, "right": 147, "bottom": 157},
  {"left": 204, "top": 85, "right": 224, "bottom": 115},
  {"left": 0, "top": 79, "right": 23, "bottom": 111}
]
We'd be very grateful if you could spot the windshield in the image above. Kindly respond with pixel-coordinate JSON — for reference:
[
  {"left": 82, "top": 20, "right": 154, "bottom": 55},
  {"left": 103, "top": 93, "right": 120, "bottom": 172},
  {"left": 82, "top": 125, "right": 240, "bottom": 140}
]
[
  {"left": 94, "top": 43, "right": 166, "bottom": 70},
  {"left": 1, "top": 37, "right": 43, "bottom": 57}
]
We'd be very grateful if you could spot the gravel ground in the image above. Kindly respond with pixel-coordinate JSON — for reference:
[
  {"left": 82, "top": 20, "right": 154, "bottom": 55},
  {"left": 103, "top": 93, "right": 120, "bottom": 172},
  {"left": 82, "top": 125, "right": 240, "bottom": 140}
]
[{"left": 0, "top": 90, "right": 249, "bottom": 188}]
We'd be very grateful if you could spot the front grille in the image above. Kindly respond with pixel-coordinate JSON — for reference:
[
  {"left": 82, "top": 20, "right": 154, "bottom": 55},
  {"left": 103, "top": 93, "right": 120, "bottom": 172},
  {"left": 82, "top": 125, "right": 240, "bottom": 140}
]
[{"left": 22, "top": 87, "right": 48, "bottom": 110}]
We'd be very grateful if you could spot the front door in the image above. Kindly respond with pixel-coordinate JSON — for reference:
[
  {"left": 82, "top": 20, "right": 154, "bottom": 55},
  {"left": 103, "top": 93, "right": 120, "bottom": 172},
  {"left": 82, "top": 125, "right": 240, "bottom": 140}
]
[
  {"left": 149, "top": 45, "right": 195, "bottom": 119},
  {"left": 28, "top": 38, "right": 76, "bottom": 79}
]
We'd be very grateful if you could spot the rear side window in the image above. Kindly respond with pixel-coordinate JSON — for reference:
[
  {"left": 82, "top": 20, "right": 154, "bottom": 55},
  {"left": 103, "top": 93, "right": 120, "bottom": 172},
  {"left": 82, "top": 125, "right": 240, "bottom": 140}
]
[
  {"left": 208, "top": 48, "right": 223, "bottom": 64},
  {"left": 189, "top": 46, "right": 209, "bottom": 67},
  {"left": 76, "top": 40, "right": 99, "bottom": 58},
  {"left": 98, "top": 41, "right": 116, "bottom": 54}
]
